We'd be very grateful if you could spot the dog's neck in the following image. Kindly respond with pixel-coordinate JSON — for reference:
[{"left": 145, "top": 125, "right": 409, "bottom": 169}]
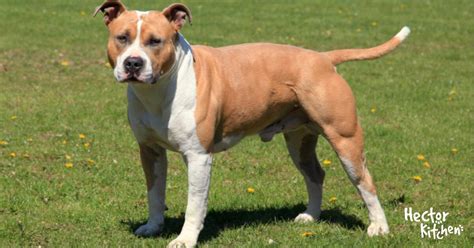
[{"left": 127, "top": 34, "right": 196, "bottom": 116}]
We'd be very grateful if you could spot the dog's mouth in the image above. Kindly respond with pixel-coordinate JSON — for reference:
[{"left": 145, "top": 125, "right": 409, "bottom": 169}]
[{"left": 122, "top": 73, "right": 158, "bottom": 85}]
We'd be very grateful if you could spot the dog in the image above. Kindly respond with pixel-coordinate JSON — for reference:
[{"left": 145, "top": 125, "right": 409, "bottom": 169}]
[{"left": 94, "top": 1, "right": 410, "bottom": 247}]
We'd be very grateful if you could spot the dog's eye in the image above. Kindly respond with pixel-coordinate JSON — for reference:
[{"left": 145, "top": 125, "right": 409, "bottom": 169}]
[
  {"left": 149, "top": 38, "right": 162, "bottom": 47},
  {"left": 116, "top": 35, "right": 128, "bottom": 44}
]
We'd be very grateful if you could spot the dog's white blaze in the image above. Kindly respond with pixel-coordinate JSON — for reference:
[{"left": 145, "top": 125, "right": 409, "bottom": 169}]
[{"left": 114, "top": 11, "right": 153, "bottom": 83}]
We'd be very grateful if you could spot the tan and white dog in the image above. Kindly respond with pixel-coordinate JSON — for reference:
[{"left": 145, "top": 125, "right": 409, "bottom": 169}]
[{"left": 94, "top": 1, "right": 410, "bottom": 247}]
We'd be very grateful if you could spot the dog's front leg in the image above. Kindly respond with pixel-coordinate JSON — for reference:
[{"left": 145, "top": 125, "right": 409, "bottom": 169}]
[
  {"left": 134, "top": 144, "right": 168, "bottom": 237},
  {"left": 168, "top": 151, "right": 212, "bottom": 248}
]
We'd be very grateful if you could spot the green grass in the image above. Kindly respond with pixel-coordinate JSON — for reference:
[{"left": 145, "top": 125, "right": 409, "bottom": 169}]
[{"left": 1, "top": 0, "right": 473, "bottom": 247}]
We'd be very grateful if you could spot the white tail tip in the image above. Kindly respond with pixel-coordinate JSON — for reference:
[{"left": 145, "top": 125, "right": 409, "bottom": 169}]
[{"left": 395, "top": 26, "right": 411, "bottom": 41}]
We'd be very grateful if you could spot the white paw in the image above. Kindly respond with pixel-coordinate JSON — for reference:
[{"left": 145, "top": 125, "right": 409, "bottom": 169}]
[
  {"left": 294, "top": 212, "right": 316, "bottom": 223},
  {"left": 367, "top": 222, "right": 389, "bottom": 237},
  {"left": 134, "top": 222, "right": 163, "bottom": 237},
  {"left": 167, "top": 238, "right": 196, "bottom": 248}
]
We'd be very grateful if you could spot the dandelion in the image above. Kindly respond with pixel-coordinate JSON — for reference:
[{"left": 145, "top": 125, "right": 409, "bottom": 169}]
[
  {"left": 65, "top": 162, "right": 73, "bottom": 168},
  {"left": 322, "top": 159, "right": 332, "bottom": 166},
  {"left": 412, "top": 176, "right": 422, "bottom": 183},
  {"left": 26, "top": 138, "right": 33, "bottom": 142},
  {"left": 301, "top": 231, "right": 315, "bottom": 237},
  {"left": 9, "top": 152, "right": 17, "bottom": 158},
  {"left": 65, "top": 154, "right": 72, "bottom": 160},
  {"left": 247, "top": 187, "right": 255, "bottom": 193},
  {"left": 423, "top": 161, "right": 431, "bottom": 168},
  {"left": 83, "top": 142, "right": 91, "bottom": 149},
  {"left": 62, "top": 140, "right": 68, "bottom": 145},
  {"left": 79, "top": 133, "right": 86, "bottom": 139},
  {"left": 80, "top": 11, "right": 86, "bottom": 16},
  {"left": 0, "top": 140, "right": 8, "bottom": 146},
  {"left": 329, "top": 196, "right": 337, "bottom": 204},
  {"left": 370, "top": 106, "right": 377, "bottom": 113},
  {"left": 10, "top": 115, "right": 17, "bottom": 120},
  {"left": 416, "top": 154, "right": 426, "bottom": 161},
  {"left": 451, "top": 148, "right": 458, "bottom": 155},
  {"left": 447, "top": 87, "right": 457, "bottom": 101},
  {"left": 60, "top": 60, "right": 70, "bottom": 67},
  {"left": 87, "top": 159, "right": 96, "bottom": 166}
]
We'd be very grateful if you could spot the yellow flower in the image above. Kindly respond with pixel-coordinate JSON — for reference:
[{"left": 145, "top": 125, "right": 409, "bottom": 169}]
[
  {"left": 60, "top": 60, "right": 70, "bottom": 67},
  {"left": 371, "top": 21, "right": 378, "bottom": 26},
  {"left": 87, "top": 159, "right": 95, "bottom": 166},
  {"left": 65, "top": 162, "right": 73, "bottom": 168},
  {"left": 416, "top": 154, "right": 425, "bottom": 161},
  {"left": 10, "top": 115, "right": 17, "bottom": 120},
  {"left": 79, "top": 133, "right": 86, "bottom": 139},
  {"left": 247, "top": 187, "right": 255, "bottom": 193},
  {"left": 65, "top": 154, "right": 72, "bottom": 160},
  {"left": 301, "top": 231, "right": 315, "bottom": 237},
  {"left": 23, "top": 153, "right": 30, "bottom": 158},
  {"left": 322, "top": 159, "right": 332, "bottom": 166},
  {"left": 423, "top": 161, "right": 431, "bottom": 168},
  {"left": 83, "top": 142, "right": 91, "bottom": 149},
  {"left": 370, "top": 106, "right": 377, "bottom": 113},
  {"left": 26, "top": 138, "right": 33, "bottom": 142},
  {"left": 329, "top": 196, "right": 337, "bottom": 204},
  {"left": 412, "top": 176, "right": 422, "bottom": 183},
  {"left": 9, "top": 152, "right": 17, "bottom": 158},
  {"left": 447, "top": 87, "right": 457, "bottom": 101},
  {"left": 451, "top": 148, "right": 458, "bottom": 155},
  {"left": 80, "top": 11, "right": 86, "bottom": 16},
  {"left": 62, "top": 140, "right": 68, "bottom": 145},
  {"left": 0, "top": 140, "right": 8, "bottom": 146}
]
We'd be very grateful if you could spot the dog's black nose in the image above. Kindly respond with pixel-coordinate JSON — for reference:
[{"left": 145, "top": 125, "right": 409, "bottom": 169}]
[{"left": 124, "top": 57, "right": 144, "bottom": 74}]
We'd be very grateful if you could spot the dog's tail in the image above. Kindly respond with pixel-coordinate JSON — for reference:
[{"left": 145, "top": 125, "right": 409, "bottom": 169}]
[{"left": 322, "top": 26, "right": 410, "bottom": 65}]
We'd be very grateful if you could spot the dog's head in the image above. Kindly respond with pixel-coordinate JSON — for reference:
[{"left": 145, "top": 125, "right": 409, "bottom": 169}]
[{"left": 94, "top": 0, "right": 191, "bottom": 84}]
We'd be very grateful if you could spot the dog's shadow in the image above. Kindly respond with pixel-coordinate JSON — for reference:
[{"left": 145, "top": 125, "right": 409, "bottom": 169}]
[{"left": 120, "top": 203, "right": 365, "bottom": 242}]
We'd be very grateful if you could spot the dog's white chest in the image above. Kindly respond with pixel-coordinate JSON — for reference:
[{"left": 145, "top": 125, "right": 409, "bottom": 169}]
[{"left": 127, "top": 35, "right": 204, "bottom": 153}]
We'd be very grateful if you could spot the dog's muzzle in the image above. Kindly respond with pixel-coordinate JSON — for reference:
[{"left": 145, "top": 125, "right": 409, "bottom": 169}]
[{"left": 124, "top": 56, "right": 144, "bottom": 77}]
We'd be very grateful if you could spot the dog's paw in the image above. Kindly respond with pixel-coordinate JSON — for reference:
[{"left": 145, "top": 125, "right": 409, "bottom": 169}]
[
  {"left": 367, "top": 222, "right": 389, "bottom": 237},
  {"left": 294, "top": 212, "right": 316, "bottom": 223},
  {"left": 134, "top": 222, "right": 163, "bottom": 237},
  {"left": 167, "top": 237, "right": 196, "bottom": 248}
]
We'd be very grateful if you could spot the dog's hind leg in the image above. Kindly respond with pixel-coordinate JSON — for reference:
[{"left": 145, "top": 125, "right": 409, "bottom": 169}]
[
  {"left": 284, "top": 128, "right": 325, "bottom": 222},
  {"left": 296, "top": 73, "right": 389, "bottom": 236},
  {"left": 325, "top": 124, "right": 389, "bottom": 236}
]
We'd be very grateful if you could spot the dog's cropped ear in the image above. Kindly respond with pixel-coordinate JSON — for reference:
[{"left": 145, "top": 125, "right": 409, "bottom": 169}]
[
  {"left": 93, "top": 0, "right": 127, "bottom": 26},
  {"left": 162, "top": 3, "right": 192, "bottom": 31}
]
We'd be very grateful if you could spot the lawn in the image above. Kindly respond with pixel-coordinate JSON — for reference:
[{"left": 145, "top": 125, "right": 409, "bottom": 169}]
[{"left": 0, "top": 0, "right": 473, "bottom": 247}]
